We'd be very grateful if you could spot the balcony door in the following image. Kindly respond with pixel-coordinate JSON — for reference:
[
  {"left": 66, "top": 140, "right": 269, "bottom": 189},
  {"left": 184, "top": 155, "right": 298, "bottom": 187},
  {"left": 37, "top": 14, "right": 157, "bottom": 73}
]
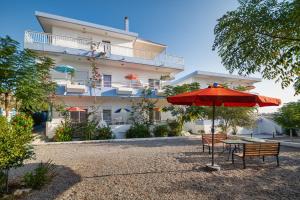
[
  {"left": 103, "top": 75, "right": 112, "bottom": 87},
  {"left": 103, "top": 109, "right": 112, "bottom": 125},
  {"left": 148, "top": 79, "right": 160, "bottom": 89}
]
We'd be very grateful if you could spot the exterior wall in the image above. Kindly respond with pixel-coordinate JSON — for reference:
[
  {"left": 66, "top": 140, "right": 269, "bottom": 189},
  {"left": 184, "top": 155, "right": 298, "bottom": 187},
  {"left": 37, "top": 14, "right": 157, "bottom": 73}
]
[
  {"left": 175, "top": 76, "right": 253, "bottom": 88},
  {"left": 51, "top": 26, "right": 166, "bottom": 59},
  {"left": 47, "top": 96, "right": 170, "bottom": 139},
  {"left": 51, "top": 57, "right": 165, "bottom": 88}
]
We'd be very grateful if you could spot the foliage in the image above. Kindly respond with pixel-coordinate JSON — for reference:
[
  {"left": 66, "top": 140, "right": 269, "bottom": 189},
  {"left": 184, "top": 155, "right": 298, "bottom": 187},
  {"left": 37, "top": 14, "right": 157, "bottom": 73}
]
[
  {"left": 0, "top": 36, "right": 56, "bottom": 117},
  {"left": 204, "top": 86, "right": 257, "bottom": 134},
  {"left": 129, "top": 89, "right": 159, "bottom": 127},
  {"left": 167, "top": 120, "right": 182, "bottom": 136},
  {"left": 274, "top": 100, "right": 300, "bottom": 132},
  {"left": 80, "top": 121, "right": 98, "bottom": 140},
  {"left": 96, "top": 126, "right": 114, "bottom": 140},
  {"left": 0, "top": 114, "right": 34, "bottom": 193},
  {"left": 77, "top": 121, "right": 114, "bottom": 140},
  {"left": 54, "top": 121, "right": 72, "bottom": 142},
  {"left": 126, "top": 124, "right": 151, "bottom": 138},
  {"left": 11, "top": 113, "right": 34, "bottom": 136},
  {"left": 213, "top": 0, "right": 300, "bottom": 94},
  {"left": 153, "top": 124, "right": 169, "bottom": 137},
  {"left": 163, "top": 83, "right": 206, "bottom": 132},
  {"left": 23, "top": 160, "right": 56, "bottom": 189}
]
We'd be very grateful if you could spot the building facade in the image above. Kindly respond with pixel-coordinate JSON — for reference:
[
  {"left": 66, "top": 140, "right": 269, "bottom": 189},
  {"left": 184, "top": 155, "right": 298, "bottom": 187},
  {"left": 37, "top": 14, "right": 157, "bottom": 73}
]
[
  {"left": 172, "top": 70, "right": 262, "bottom": 135},
  {"left": 24, "top": 11, "right": 184, "bottom": 138}
]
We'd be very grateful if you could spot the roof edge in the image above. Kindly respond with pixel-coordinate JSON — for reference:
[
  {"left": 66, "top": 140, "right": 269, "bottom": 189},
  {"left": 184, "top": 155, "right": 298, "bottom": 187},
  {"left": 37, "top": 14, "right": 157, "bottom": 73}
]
[
  {"left": 35, "top": 11, "right": 139, "bottom": 38},
  {"left": 172, "top": 70, "right": 262, "bottom": 85}
]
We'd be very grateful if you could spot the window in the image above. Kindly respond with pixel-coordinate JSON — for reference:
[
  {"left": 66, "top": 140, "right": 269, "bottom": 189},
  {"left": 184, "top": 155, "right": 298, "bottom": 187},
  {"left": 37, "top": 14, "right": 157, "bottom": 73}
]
[
  {"left": 103, "top": 109, "right": 112, "bottom": 124},
  {"left": 102, "top": 40, "right": 111, "bottom": 53},
  {"left": 148, "top": 79, "right": 160, "bottom": 89},
  {"left": 149, "top": 110, "right": 161, "bottom": 123},
  {"left": 70, "top": 110, "right": 87, "bottom": 123},
  {"left": 103, "top": 75, "right": 112, "bottom": 87}
]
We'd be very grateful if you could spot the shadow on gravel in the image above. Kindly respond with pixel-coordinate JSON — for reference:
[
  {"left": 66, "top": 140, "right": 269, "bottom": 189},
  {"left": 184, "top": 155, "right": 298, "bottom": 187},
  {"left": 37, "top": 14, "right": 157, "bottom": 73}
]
[
  {"left": 163, "top": 165, "right": 300, "bottom": 200},
  {"left": 9, "top": 163, "right": 81, "bottom": 200},
  {"left": 159, "top": 147, "right": 300, "bottom": 199}
]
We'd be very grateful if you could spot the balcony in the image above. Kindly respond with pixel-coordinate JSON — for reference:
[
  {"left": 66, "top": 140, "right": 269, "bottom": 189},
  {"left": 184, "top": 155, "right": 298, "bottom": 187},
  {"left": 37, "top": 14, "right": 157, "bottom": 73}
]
[
  {"left": 24, "top": 31, "right": 184, "bottom": 68},
  {"left": 54, "top": 78, "right": 168, "bottom": 97}
]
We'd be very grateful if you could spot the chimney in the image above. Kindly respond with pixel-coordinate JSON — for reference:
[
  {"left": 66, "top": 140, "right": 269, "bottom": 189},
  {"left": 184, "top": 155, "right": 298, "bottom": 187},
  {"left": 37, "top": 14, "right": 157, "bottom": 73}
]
[{"left": 124, "top": 16, "right": 129, "bottom": 32}]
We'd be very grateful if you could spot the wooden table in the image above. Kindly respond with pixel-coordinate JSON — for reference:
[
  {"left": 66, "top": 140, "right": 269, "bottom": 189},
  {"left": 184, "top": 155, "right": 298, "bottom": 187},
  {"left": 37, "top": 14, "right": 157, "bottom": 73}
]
[{"left": 221, "top": 139, "right": 252, "bottom": 161}]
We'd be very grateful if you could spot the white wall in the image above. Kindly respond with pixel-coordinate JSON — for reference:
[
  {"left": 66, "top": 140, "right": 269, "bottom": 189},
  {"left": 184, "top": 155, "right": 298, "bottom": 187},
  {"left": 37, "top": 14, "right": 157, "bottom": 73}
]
[
  {"left": 52, "top": 57, "right": 164, "bottom": 86},
  {"left": 51, "top": 26, "right": 165, "bottom": 59}
]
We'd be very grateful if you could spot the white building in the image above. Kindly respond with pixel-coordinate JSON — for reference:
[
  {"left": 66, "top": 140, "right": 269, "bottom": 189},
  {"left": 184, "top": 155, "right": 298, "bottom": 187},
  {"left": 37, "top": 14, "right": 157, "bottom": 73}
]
[
  {"left": 24, "top": 11, "right": 184, "bottom": 138},
  {"left": 172, "top": 70, "right": 262, "bottom": 135}
]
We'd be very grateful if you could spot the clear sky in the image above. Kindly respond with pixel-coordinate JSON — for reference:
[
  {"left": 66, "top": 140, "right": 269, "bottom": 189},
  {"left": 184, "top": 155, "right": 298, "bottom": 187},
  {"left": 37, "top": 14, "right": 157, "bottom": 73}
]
[{"left": 0, "top": 0, "right": 298, "bottom": 112}]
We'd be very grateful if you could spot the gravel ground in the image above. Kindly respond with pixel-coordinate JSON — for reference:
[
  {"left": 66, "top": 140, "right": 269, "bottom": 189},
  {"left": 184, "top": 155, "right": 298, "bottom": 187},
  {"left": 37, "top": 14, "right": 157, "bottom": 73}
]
[{"left": 10, "top": 137, "right": 300, "bottom": 200}]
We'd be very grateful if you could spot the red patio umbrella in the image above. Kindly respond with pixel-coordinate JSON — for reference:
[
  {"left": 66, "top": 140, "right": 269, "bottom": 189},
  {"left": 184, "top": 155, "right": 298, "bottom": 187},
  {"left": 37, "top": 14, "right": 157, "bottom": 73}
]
[
  {"left": 125, "top": 73, "right": 139, "bottom": 88},
  {"left": 66, "top": 107, "right": 86, "bottom": 112},
  {"left": 125, "top": 73, "right": 138, "bottom": 80},
  {"left": 167, "top": 83, "right": 281, "bottom": 169},
  {"left": 66, "top": 107, "right": 86, "bottom": 122}
]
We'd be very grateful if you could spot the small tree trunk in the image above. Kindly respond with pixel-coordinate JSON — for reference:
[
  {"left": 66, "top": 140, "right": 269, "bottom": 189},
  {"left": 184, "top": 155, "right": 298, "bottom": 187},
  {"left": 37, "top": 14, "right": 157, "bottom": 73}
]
[
  {"left": 5, "top": 168, "right": 9, "bottom": 193},
  {"left": 4, "top": 92, "right": 9, "bottom": 118},
  {"left": 290, "top": 129, "right": 293, "bottom": 138}
]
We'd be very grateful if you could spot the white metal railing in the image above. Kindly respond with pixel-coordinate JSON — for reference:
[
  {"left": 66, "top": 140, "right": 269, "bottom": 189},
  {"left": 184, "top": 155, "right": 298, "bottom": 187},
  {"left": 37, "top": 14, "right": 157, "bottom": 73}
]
[
  {"left": 24, "top": 30, "right": 184, "bottom": 66},
  {"left": 52, "top": 78, "right": 169, "bottom": 91}
]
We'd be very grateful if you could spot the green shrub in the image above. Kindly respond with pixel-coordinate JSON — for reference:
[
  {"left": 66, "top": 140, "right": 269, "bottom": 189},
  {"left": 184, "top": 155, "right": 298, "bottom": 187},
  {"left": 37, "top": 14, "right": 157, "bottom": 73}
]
[
  {"left": 72, "top": 121, "right": 98, "bottom": 140},
  {"left": 126, "top": 124, "right": 151, "bottom": 138},
  {"left": 23, "top": 160, "right": 56, "bottom": 189},
  {"left": 0, "top": 115, "right": 34, "bottom": 193},
  {"left": 11, "top": 113, "right": 34, "bottom": 136},
  {"left": 153, "top": 124, "right": 169, "bottom": 137},
  {"left": 96, "top": 126, "right": 114, "bottom": 140},
  {"left": 167, "top": 120, "right": 182, "bottom": 137},
  {"left": 54, "top": 122, "right": 72, "bottom": 142}
]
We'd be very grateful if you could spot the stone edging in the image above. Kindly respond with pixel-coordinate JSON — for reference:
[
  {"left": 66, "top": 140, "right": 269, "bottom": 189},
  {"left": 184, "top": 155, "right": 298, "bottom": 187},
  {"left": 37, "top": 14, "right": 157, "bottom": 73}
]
[{"left": 32, "top": 135, "right": 202, "bottom": 146}]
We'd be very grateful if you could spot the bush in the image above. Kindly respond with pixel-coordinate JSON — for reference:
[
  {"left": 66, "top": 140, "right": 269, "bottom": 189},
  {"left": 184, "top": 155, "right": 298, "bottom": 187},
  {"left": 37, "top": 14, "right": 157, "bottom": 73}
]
[
  {"left": 167, "top": 120, "right": 182, "bottom": 137},
  {"left": 54, "top": 121, "right": 72, "bottom": 142},
  {"left": 96, "top": 126, "right": 114, "bottom": 140},
  {"left": 23, "top": 160, "right": 56, "bottom": 189},
  {"left": 11, "top": 113, "right": 34, "bottom": 136},
  {"left": 126, "top": 124, "right": 151, "bottom": 138},
  {"left": 0, "top": 114, "right": 34, "bottom": 193},
  {"left": 153, "top": 124, "right": 169, "bottom": 137},
  {"left": 77, "top": 121, "right": 98, "bottom": 140}
]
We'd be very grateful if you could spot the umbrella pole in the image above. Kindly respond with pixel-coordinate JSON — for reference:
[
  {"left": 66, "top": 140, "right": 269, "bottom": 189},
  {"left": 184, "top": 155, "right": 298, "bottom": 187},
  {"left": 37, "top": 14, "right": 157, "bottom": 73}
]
[{"left": 211, "top": 102, "right": 215, "bottom": 166}]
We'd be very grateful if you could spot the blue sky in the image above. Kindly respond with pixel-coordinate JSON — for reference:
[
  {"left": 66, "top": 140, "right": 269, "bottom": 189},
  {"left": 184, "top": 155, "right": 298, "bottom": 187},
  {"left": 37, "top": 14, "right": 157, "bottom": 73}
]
[{"left": 0, "top": 0, "right": 298, "bottom": 112}]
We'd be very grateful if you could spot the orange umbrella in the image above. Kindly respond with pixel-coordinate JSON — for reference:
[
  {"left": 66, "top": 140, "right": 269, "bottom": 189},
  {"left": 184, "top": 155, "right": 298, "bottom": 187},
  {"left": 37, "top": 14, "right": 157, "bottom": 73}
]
[
  {"left": 66, "top": 107, "right": 85, "bottom": 112},
  {"left": 167, "top": 83, "right": 281, "bottom": 168},
  {"left": 125, "top": 73, "right": 138, "bottom": 80}
]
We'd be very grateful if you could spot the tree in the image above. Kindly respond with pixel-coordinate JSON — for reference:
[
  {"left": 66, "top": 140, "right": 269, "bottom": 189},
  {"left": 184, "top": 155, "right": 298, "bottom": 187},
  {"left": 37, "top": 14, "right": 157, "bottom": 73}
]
[
  {"left": 213, "top": 0, "right": 300, "bottom": 94},
  {"left": 163, "top": 83, "right": 206, "bottom": 132},
  {"left": 274, "top": 100, "right": 300, "bottom": 135},
  {"left": 0, "top": 36, "right": 56, "bottom": 117},
  {"left": 204, "top": 86, "right": 257, "bottom": 134},
  {"left": 0, "top": 114, "right": 34, "bottom": 193},
  {"left": 129, "top": 89, "right": 159, "bottom": 127}
]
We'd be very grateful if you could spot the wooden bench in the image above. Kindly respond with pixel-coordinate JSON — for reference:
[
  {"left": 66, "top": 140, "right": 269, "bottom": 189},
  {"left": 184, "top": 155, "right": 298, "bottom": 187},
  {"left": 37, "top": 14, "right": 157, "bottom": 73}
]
[
  {"left": 202, "top": 133, "right": 227, "bottom": 154},
  {"left": 232, "top": 142, "right": 280, "bottom": 169}
]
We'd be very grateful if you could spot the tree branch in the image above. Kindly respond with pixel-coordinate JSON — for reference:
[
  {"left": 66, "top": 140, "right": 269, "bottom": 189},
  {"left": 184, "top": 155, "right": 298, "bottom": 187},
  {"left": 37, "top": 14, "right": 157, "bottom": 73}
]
[{"left": 257, "top": 31, "right": 300, "bottom": 42}]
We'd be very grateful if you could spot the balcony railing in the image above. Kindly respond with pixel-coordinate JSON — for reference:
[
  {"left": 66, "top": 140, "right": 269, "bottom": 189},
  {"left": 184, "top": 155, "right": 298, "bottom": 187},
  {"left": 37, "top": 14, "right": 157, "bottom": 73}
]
[
  {"left": 24, "top": 30, "right": 184, "bottom": 67},
  {"left": 53, "top": 78, "right": 169, "bottom": 90}
]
